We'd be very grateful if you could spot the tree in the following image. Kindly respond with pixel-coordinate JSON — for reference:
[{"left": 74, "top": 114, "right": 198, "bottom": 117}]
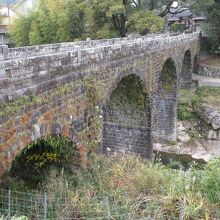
[
  {"left": 203, "top": 0, "right": 220, "bottom": 54},
  {"left": 107, "top": 3, "right": 128, "bottom": 37},
  {"left": 9, "top": 14, "right": 32, "bottom": 46},
  {"left": 9, "top": 0, "right": 87, "bottom": 46},
  {"left": 11, "top": 0, "right": 207, "bottom": 46},
  {"left": 85, "top": 0, "right": 119, "bottom": 39},
  {"left": 129, "top": 10, "right": 164, "bottom": 34},
  {"left": 99, "top": 0, "right": 164, "bottom": 37}
]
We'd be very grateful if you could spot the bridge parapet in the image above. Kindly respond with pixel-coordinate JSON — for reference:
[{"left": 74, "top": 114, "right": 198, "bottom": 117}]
[
  {"left": 1, "top": 33, "right": 199, "bottom": 60},
  {"left": 0, "top": 33, "right": 199, "bottom": 103}
]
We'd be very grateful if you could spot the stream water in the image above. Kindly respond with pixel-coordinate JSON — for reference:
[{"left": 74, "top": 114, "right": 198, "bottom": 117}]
[{"left": 154, "top": 150, "right": 206, "bottom": 170}]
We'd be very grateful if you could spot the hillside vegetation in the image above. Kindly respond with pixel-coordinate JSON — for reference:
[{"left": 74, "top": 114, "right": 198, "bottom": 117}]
[{"left": 1, "top": 150, "right": 220, "bottom": 219}]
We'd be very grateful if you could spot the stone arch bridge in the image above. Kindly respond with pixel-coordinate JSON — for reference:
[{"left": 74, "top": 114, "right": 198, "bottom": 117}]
[{"left": 0, "top": 33, "right": 200, "bottom": 175}]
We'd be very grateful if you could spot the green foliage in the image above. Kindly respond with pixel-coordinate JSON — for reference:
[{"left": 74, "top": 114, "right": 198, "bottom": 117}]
[
  {"left": 189, "top": 158, "right": 220, "bottom": 203},
  {"left": 192, "top": 0, "right": 215, "bottom": 12},
  {"left": 186, "top": 128, "right": 201, "bottom": 140},
  {"left": 177, "top": 88, "right": 217, "bottom": 122},
  {"left": 108, "top": 75, "right": 145, "bottom": 110},
  {"left": 129, "top": 10, "right": 164, "bottom": 34},
  {"left": 9, "top": 0, "right": 86, "bottom": 46},
  {"left": 105, "top": 75, "right": 148, "bottom": 126},
  {"left": 200, "top": 1, "right": 220, "bottom": 54},
  {"left": 195, "top": 86, "right": 220, "bottom": 108},
  {"left": 80, "top": 78, "right": 101, "bottom": 151},
  {"left": 3, "top": 154, "right": 220, "bottom": 219},
  {"left": 159, "top": 59, "right": 176, "bottom": 95},
  {"left": 170, "top": 23, "right": 185, "bottom": 32},
  {"left": 195, "top": 86, "right": 220, "bottom": 98},
  {"left": 9, "top": 0, "right": 166, "bottom": 46},
  {"left": 9, "top": 136, "right": 78, "bottom": 186},
  {"left": 178, "top": 103, "right": 196, "bottom": 121},
  {"left": 9, "top": 15, "right": 32, "bottom": 47}
]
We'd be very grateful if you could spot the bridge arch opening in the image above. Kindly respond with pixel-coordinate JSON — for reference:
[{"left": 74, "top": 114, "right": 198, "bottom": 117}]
[
  {"left": 153, "top": 58, "right": 177, "bottom": 141},
  {"left": 102, "top": 74, "right": 152, "bottom": 158},
  {"left": 7, "top": 135, "right": 78, "bottom": 186},
  {"left": 193, "top": 54, "right": 199, "bottom": 74},
  {"left": 180, "top": 50, "right": 192, "bottom": 88}
]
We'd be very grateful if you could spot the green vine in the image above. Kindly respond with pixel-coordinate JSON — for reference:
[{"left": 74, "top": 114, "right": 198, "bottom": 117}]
[
  {"left": 0, "top": 81, "right": 79, "bottom": 121},
  {"left": 77, "top": 78, "right": 101, "bottom": 151}
]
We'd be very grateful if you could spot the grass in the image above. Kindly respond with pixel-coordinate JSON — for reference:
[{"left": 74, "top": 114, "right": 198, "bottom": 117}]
[
  {"left": 0, "top": 217, "right": 28, "bottom": 220},
  {"left": 179, "top": 86, "right": 220, "bottom": 107},
  {"left": 200, "top": 57, "right": 220, "bottom": 67},
  {"left": 178, "top": 87, "right": 220, "bottom": 121},
  {"left": 178, "top": 89, "right": 197, "bottom": 121},
  {"left": 1, "top": 153, "right": 220, "bottom": 219},
  {"left": 195, "top": 86, "right": 220, "bottom": 110}
]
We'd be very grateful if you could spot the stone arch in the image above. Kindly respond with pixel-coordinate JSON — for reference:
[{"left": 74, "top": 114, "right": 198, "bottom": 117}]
[
  {"left": 8, "top": 134, "right": 77, "bottom": 183},
  {"left": 153, "top": 57, "right": 177, "bottom": 141},
  {"left": 103, "top": 71, "right": 147, "bottom": 107},
  {"left": 180, "top": 50, "right": 192, "bottom": 88},
  {"left": 102, "top": 74, "right": 152, "bottom": 158},
  {"left": 0, "top": 115, "right": 77, "bottom": 177}
]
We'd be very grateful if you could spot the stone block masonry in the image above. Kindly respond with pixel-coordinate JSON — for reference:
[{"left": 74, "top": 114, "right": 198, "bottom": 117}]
[
  {"left": 103, "top": 122, "right": 151, "bottom": 157},
  {"left": 0, "top": 32, "right": 200, "bottom": 175},
  {"left": 198, "top": 64, "right": 220, "bottom": 78}
]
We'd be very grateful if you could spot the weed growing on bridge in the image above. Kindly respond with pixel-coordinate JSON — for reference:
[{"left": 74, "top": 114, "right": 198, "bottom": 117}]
[
  {"left": 104, "top": 74, "right": 149, "bottom": 127},
  {"left": 158, "top": 59, "right": 176, "bottom": 95},
  {"left": 80, "top": 77, "right": 102, "bottom": 152},
  {"left": 5, "top": 136, "right": 78, "bottom": 187},
  {"left": 0, "top": 81, "right": 80, "bottom": 121}
]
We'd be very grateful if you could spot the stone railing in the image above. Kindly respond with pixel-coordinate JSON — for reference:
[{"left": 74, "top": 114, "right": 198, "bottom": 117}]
[
  {"left": 0, "top": 32, "right": 199, "bottom": 102},
  {"left": 0, "top": 32, "right": 199, "bottom": 61}
]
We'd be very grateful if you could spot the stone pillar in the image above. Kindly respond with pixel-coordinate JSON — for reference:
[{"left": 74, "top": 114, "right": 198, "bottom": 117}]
[
  {"left": 0, "top": 44, "right": 8, "bottom": 61},
  {"left": 0, "top": 45, "right": 7, "bottom": 100}
]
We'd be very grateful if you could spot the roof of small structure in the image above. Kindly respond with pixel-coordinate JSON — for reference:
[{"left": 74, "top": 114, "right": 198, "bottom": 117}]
[{"left": 166, "top": 7, "right": 193, "bottom": 19}]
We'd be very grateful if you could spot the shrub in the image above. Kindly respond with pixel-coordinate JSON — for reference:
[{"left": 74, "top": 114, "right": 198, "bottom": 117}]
[
  {"left": 178, "top": 89, "right": 198, "bottom": 121},
  {"left": 1, "top": 154, "right": 220, "bottom": 219},
  {"left": 178, "top": 103, "right": 195, "bottom": 121},
  {"left": 192, "top": 158, "right": 220, "bottom": 203},
  {"left": 9, "top": 135, "right": 78, "bottom": 186}
]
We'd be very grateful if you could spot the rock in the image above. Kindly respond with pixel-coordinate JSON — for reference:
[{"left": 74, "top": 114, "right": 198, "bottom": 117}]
[
  {"left": 178, "top": 131, "right": 190, "bottom": 142},
  {"left": 206, "top": 129, "right": 220, "bottom": 141},
  {"left": 201, "top": 139, "right": 220, "bottom": 155},
  {"left": 154, "top": 143, "right": 163, "bottom": 151},
  {"left": 212, "top": 116, "right": 220, "bottom": 130},
  {"left": 197, "top": 105, "right": 220, "bottom": 130},
  {"left": 177, "top": 121, "right": 185, "bottom": 132},
  {"left": 198, "top": 64, "right": 220, "bottom": 78}
]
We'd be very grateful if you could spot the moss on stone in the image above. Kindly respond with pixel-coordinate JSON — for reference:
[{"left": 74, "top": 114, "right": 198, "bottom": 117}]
[{"left": 0, "top": 81, "right": 80, "bottom": 120}]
